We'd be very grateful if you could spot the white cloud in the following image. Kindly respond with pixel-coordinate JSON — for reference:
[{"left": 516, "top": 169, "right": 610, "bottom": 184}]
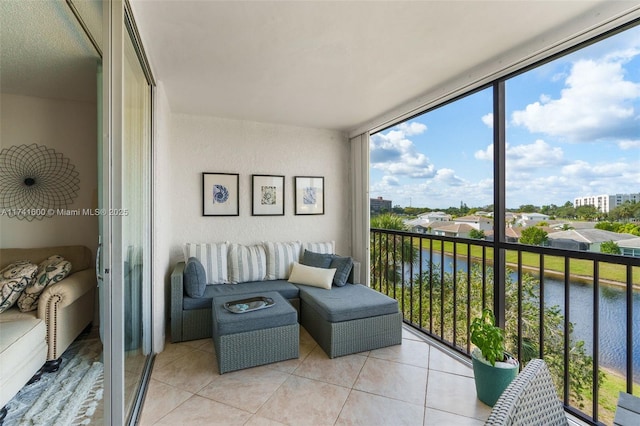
[
  {"left": 618, "top": 139, "right": 640, "bottom": 150},
  {"left": 396, "top": 121, "right": 427, "bottom": 136},
  {"left": 507, "top": 139, "right": 564, "bottom": 170},
  {"left": 370, "top": 122, "right": 435, "bottom": 178},
  {"left": 475, "top": 144, "right": 493, "bottom": 161},
  {"left": 475, "top": 140, "right": 564, "bottom": 170},
  {"left": 512, "top": 54, "right": 640, "bottom": 142},
  {"left": 481, "top": 113, "right": 493, "bottom": 129},
  {"left": 382, "top": 175, "right": 400, "bottom": 186}
]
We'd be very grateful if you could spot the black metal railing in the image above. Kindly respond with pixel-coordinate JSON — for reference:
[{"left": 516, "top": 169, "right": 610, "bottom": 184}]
[{"left": 370, "top": 227, "right": 640, "bottom": 425}]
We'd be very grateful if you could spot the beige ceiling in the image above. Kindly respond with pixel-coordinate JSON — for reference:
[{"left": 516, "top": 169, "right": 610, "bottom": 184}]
[
  {"left": 130, "top": 0, "right": 640, "bottom": 133},
  {"left": 0, "top": 0, "right": 101, "bottom": 103},
  {"left": 2, "top": 1, "right": 639, "bottom": 132}
]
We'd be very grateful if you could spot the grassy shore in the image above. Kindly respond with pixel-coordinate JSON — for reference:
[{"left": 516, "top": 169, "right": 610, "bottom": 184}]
[
  {"left": 418, "top": 240, "right": 640, "bottom": 288},
  {"left": 582, "top": 368, "right": 640, "bottom": 425}
]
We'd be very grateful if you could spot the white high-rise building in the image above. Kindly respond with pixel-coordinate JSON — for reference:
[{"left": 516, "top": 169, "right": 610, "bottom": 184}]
[{"left": 574, "top": 193, "right": 640, "bottom": 213}]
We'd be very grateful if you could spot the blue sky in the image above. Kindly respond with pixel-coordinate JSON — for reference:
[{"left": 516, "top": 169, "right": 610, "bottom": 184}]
[{"left": 370, "top": 25, "right": 640, "bottom": 210}]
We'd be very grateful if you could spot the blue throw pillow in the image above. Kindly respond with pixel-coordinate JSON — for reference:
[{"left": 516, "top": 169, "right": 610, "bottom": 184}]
[
  {"left": 184, "top": 257, "right": 207, "bottom": 298},
  {"left": 301, "top": 250, "right": 333, "bottom": 269},
  {"left": 330, "top": 255, "right": 353, "bottom": 287}
]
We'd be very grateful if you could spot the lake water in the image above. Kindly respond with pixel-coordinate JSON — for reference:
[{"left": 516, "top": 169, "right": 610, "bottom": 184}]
[{"left": 415, "top": 251, "right": 640, "bottom": 382}]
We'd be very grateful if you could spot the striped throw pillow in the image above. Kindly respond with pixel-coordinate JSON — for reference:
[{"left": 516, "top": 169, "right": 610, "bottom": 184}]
[
  {"left": 302, "top": 241, "right": 335, "bottom": 255},
  {"left": 228, "top": 244, "right": 267, "bottom": 284},
  {"left": 264, "top": 241, "right": 301, "bottom": 280},
  {"left": 183, "top": 242, "right": 229, "bottom": 284}
]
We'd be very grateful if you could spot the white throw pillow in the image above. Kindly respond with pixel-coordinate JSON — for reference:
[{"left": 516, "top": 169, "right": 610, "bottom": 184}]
[
  {"left": 228, "top": 244, "right": 267, "bottom": 283},
  {"left": 183, "top": 242, "right": 229, "bottom": 284},
  {"left": 288, "top": 262, "right": 336, "bottom": 290},
  {"left": 263, "top": 241, "right": 301, "bottom": 280}
]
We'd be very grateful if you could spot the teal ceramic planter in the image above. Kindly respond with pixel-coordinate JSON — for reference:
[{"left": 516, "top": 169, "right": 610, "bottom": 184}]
[{"left": 471, "top": 351, "right": 519, "bottom": 407}]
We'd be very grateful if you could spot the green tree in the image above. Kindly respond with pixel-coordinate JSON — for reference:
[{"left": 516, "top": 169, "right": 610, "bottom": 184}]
[
  {"left": 600, "top": 240, "right": 621, "bottom": 255},
  {"left": 595, "top": 221, "right": 619, "bottom": 232},
  {"left": 396, "top": 264, "right": 596, "bottom": 407},
  {"left": 537, "top": 221, "right": 549, "bottom": 227},
  {"left": 556, "top": 201, "right": 576, "bottom": 219},
  {"left": 468, "top": 229, "right": 486, "bottom": 239},
  {"left": 575, "top": 205, "right": 599, "bottom": 221},
  {"left": 370, "top": 213, "right": 418, "bottom": 294},
  {"left": 519, "top": 204, "right": 538, "bottom": 213},
  {"left": 371, "top": 213, "right": 407, "bottom": 230},
  {"left": 520, "top": 227, "right": 549, "bottom": 246}
]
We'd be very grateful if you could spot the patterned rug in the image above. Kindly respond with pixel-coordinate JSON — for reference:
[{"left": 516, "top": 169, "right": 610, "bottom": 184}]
[{"left": 3, "top": 338, "right": 103, "bottom": 426}]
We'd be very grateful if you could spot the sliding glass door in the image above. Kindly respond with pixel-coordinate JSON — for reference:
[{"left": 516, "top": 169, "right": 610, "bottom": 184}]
[{"left": 102, "top": 1, "right": 153, "bottom": 423}]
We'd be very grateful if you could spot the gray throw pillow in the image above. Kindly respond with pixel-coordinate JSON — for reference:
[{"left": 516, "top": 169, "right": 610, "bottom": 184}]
[
  {"left": 330, "top": 255, "right": 353, "bottom": 287},
  {"left": 184, "top": 257, "right": 207, "bottom": 298},
  {"left": 301, "top": 250, "right": 333, "bottom": 269}
]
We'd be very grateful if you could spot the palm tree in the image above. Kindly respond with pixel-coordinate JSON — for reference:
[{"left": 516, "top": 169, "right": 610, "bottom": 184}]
[{"left": 370, "top": 213, "right": 419, "bottom": 293}]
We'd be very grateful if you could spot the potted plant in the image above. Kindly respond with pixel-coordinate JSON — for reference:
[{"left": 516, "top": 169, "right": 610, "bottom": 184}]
[{"left": 470, "top": 308, "right": 519, "bottom": 406}]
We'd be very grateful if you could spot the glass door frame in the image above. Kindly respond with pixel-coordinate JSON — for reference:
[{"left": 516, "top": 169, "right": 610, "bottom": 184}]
[{"left": 102, "top": 1, "right": 155, "bottom": 423}]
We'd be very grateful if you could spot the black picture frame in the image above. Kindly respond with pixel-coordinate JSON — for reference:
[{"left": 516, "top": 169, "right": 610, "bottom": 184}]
[
  {"left": 202, "top": 172, "right": 239, "bottom": 216},
  {"left": 252, "top": 174, "right": 285, "bottom": 216},
  {"left": 294, "top": 176, "right": 324, "bottom": 215}
]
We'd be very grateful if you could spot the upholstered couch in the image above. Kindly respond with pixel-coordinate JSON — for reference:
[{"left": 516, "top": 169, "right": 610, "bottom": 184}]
[
  {"left": 0, "top": 245, "right": 96, "bottom": 412},
  {"left": 171, "top": 241, "right": 402, "bottom": 359}
]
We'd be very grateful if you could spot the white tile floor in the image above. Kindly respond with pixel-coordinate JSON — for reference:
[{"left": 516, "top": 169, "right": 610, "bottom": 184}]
[{"left": 139, "top": 326, "right": 492, "bottom": 425}]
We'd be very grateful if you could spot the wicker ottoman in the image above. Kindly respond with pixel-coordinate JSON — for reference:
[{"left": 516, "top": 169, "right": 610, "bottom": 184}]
[{"left": 212, "top": 291, "right": 299, "bottom": 374}]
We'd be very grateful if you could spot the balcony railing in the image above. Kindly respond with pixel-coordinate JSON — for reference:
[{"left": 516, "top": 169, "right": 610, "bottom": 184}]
[{"left": 370, "top": 227, "right": 640, "bottom": 425}]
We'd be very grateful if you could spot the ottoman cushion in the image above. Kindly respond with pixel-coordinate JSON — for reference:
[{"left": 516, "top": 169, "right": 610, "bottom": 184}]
[
  {"left": 184, "top": 280, "right": 299, "bottom": 310},
  {"left": 296, "top": 283, "right": 398, "bottom": 323},
  {"left": 212, "top": 291, "right": 297, "bottom": 335}
]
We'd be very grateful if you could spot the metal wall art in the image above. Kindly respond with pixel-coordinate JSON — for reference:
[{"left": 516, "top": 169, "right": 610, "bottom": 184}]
[{"left": 0, "top": 143, "right": 80, "bottom": 221}]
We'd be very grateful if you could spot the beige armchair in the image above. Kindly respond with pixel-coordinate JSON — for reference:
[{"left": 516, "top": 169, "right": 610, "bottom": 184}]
[{"left": 0, "top": 245, "right": 96, "bottom": 368}]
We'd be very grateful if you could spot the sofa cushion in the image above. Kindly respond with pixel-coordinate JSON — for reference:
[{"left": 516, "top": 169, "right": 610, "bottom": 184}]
[
  {"left": 0, "top": 261, "right": 38, "bottom": 314},
  {"left": 183, "top": 279, "right": 300, "bottom": 310},
  {"left": 212, "top": 291, "right": 297, "bottom": 336},
  {"left": 301, "top": 250, "right": 333, "bottom": 268},
  {"left": 264, "top": 241, "right": 301, "bottom": 280},
  {"left": 302, "top": 241, "right": 335, "bottom": 255},
  {"left": 184, "top": 257, "right": 207, "bottom": 298},
  {"left": 329, "top": 255, "right": 353, "bottom": 287},
  {"left": 296, "top": 283, "right": 399, "bottom": 322},
  {"left": 17, "top": 255, "right": 72, "bottom": 312},
  {"left": 183, "top": 242, "right": 229, "bottom": 284},
  {"left": 288, "top": 262, "right": 335, "bottom": 290},
  {"left": 228, "top": 244, "right": 267, "bottom": 283}
]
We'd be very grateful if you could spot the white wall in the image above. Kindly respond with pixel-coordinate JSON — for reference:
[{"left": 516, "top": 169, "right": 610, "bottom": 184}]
[
  {"left": 0, "top": 94, "right": 98, "bottom": 253},
  {"left": 152, "top": 82, "right": 172, "bottom": 352},
  {"left": 167, "top": 113, "right": 351, "bottom": 265}
]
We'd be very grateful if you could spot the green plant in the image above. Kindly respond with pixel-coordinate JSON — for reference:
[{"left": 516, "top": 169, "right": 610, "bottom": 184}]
[{"left": 470, "top": 308, "right": 505, "bottom": 366}]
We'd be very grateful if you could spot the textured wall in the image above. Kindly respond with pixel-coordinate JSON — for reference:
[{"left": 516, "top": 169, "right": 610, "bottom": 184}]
[
  {"left": 168, "top": 113, "right": 351, "bottom": 266},
  {"left": 153, "top": 82, "right": 172, "bottom": 351},
  {"left": 0, "top": 93, "right": 98, "bottom": 254}
]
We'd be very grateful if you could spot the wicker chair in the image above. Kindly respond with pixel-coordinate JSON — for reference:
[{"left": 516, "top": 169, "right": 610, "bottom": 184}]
[{"left": 485, "top": 358, "right": 568, "bottom": 426}]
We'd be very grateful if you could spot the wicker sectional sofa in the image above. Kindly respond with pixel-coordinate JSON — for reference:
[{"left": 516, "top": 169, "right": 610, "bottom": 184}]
[{"left": 171, "top": 241, "right": 402, "bottom": 359}]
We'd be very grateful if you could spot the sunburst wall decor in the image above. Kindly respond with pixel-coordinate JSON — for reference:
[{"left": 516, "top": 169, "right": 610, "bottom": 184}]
[{"left": 0, "top": 143, "right": 80, "bottom": 221}]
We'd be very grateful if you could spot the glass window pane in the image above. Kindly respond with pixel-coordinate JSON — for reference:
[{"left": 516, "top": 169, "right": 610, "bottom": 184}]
[{"left": 370, "top": 88, "right": 494, "bottom": 238}]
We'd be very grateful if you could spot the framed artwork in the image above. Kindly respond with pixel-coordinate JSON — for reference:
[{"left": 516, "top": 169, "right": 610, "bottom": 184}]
[
  {"left": 202, "top": 172, "right": 239, "bottom": 216},
  {"left": 294, "top": 176, "right": 324, "bottom": 215},
  {"left": 252, "top": 174, "right": 285, "bottom": 216}
]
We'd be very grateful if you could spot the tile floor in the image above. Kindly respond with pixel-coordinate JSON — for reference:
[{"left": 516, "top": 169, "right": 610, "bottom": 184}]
[{"left": 139, "top": 326, "right": 492, "bottom": 425}]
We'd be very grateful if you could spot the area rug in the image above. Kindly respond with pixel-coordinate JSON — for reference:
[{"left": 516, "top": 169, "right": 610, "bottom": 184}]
[{"left": 3, "top": 338, "right": 103, "bottom": 426}]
